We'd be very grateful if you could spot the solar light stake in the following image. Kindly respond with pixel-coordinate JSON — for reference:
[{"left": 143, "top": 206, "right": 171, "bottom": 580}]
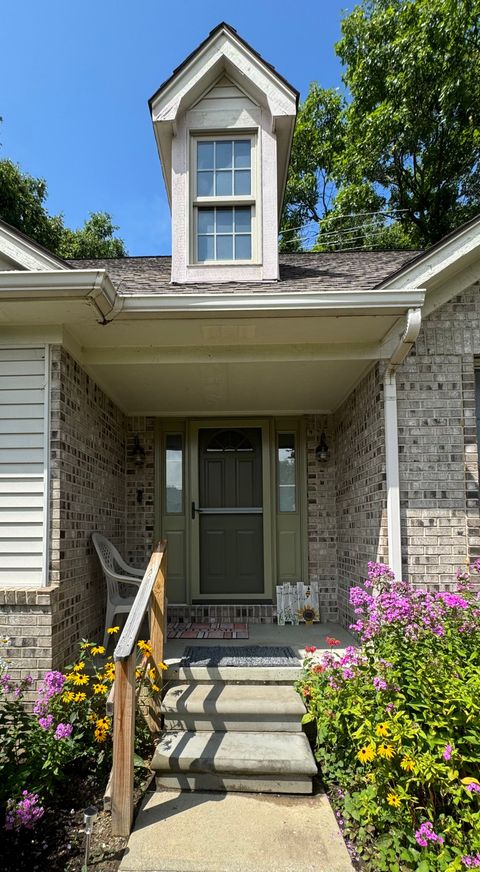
[{"left": 82, "top": 805, "right": 98, "bottom": 872}]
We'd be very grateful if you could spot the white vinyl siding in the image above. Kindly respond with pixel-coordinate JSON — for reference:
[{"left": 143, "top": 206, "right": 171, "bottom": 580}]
[{"left": 0, "top": 347, "right": 49, "bottom": 585}]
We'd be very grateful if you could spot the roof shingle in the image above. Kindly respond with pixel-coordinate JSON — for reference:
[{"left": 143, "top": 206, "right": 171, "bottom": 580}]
[{"left": 69, "top": 250, "right": 422, "bottom": 295}]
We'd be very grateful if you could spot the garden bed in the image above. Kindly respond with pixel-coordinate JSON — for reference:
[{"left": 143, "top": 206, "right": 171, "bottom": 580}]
[{"left": 297, "top": 563, "right": 480, "bottom": 872}]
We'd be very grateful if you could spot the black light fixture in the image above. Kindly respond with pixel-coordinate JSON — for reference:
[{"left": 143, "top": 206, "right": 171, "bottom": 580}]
[
  {"left": 315, "top": 431, "right": 330, "bottom": 462},
  {"left": 131, "top": 433, "right": 146, "bottom": 466}
]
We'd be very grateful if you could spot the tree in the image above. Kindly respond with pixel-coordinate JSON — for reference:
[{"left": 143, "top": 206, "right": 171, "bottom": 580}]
[
  {"left": 0, "top": 156, "right": 126, "bottom": 258},
  {"left": 281, "top": 0, "right": 480, "bottom": 251}
]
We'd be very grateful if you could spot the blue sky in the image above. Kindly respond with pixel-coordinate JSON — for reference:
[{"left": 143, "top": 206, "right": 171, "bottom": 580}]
[{"left": 1, "top": 0, "right": 350, "bottom": 255}]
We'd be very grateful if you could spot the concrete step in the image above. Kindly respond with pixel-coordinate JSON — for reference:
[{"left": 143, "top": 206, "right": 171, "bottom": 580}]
[
  {"left": 151, "top": 730, "right": 317, "bottom": 794},
  {"left": 161, "top": 683, "right": 306, "bottom": 731}
]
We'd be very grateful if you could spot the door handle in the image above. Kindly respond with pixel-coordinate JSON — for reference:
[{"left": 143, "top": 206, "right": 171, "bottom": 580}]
[{"left": 191, "top": 501, "right": 204, "bottom": 519}]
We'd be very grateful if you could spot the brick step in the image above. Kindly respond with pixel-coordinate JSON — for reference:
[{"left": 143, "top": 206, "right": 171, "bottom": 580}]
[
  {"left": 161, "top": 682, "right": 306, "bottom": 731},
  {"left": 151, "top": 730, "right": 317, "bottom": 795}
]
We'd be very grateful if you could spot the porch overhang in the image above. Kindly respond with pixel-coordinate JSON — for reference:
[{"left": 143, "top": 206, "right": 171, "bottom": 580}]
[{"left": 0, "top": 272, "right": 425, "bottom": 415}]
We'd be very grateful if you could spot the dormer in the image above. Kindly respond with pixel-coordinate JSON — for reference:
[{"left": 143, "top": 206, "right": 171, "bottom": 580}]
[{"left": 149, "top": 22, "right": 298, "bottom": 284}]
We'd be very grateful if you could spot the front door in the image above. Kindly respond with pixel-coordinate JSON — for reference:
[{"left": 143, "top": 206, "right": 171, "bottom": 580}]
[{"left": 197, "top": 427, "right": 264, "bottom": 595}]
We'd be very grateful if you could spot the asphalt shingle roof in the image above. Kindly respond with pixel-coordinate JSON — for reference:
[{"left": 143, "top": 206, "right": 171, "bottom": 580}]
[{"left": 69, "top": 250, "right": 422, "bottom": 295}]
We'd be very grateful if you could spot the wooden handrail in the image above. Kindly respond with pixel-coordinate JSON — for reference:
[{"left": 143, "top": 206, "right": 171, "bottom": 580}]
[{"left": 110, "top": 540, "right": 167, "bottom": 837}]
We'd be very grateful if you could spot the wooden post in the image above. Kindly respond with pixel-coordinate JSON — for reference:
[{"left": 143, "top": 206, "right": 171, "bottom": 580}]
[
  {"left": 111, "top": 655, "right": 136, "bottom": 837},
  {"left": 150, "top": 547, "right": 167, "bottom": 702}
]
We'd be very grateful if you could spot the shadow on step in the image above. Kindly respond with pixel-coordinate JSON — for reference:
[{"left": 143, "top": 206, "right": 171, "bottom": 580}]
[{"left": 133, "top": 787, "right": 226, "bottom": 830}]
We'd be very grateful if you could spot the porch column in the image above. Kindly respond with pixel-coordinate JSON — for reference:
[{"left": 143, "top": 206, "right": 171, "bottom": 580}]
[{"left": 384, "top": 308, "right": 422, "bottom": 582}]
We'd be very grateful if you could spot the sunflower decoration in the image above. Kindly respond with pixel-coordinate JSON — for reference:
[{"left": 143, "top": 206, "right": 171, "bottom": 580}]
[{"left": 296, "top": 605, "right": 319, "bottom": 624}]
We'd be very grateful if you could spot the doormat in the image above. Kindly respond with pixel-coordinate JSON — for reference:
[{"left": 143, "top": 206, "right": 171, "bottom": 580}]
[
  {"left": 167, "top": 622, "right": 249, "bottom": 640},
  {"left": 181, "top": 645, "right": 299, "bottom": 667}
]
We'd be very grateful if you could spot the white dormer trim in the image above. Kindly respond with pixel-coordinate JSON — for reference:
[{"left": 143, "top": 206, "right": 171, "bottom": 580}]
[
  {"left": 149, "top": 24, "right": 297, "bottom": 217},
  {"left": 0, "top": 220, "right": 70, "bottom": 272}
]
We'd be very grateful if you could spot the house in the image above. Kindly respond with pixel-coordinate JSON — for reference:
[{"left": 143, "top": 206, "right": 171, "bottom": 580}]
[{"left": 1, "top": 22, "right": 480, "bottom": 686}]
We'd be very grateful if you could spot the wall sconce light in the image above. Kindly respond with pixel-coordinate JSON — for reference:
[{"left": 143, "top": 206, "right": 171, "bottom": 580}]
[
  {"left": 315, "top": 431, "right": 330, "bottom": 462},
  {"left": 131, "top": 433, "right": 146, "bottom": 466}
]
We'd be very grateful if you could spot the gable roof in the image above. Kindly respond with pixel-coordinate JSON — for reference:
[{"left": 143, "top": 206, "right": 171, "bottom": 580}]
[
  {"left": 148, "top": 22, "right": 299, "bottom": 111},
  {"left": 0, "top": 217, "right": 70, "bottom": 271},
  {"left": 69, "top": 249, "right": 422, "bottom": 295}
]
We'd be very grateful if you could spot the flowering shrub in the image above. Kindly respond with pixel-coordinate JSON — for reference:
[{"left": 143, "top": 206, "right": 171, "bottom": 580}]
[
  {"left": 0, "top": 631, "right": 166, "bottom": 833},
  {"left": 298, "top": 562, "right": 480, "bottom": 871}
]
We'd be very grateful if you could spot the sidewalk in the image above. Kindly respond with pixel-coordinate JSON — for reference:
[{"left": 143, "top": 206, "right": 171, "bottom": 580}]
[{"left": 119, "top": 788, "right": 354, "bottom": 872}]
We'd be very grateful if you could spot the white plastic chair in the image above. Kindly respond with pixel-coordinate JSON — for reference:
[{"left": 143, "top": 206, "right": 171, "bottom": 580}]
[{"left": 91, "top": 533, "right": 146, "bottom": 648}]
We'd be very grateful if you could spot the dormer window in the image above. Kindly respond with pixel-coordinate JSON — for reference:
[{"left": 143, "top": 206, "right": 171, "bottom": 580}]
[{"left": 192, "top": 135, "right": 256, "bottom": 263}]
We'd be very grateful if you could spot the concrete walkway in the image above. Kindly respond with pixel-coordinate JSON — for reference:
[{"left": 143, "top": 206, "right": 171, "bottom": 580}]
[{"left": 119, "top": 788, "right": 354, "bottom": 872}]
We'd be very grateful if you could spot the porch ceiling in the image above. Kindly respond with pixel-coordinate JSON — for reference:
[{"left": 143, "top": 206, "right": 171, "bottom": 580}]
[{"left": 73, "top": 310, "right": 406, "bottom": 415}]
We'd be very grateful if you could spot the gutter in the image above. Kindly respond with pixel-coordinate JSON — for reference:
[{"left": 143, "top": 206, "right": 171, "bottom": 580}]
[
  {"left": 119, "top": 288, "right": 426, "bottom": 316},
  {"left": 384, "top": 308, "right": 422, "bottom": 581},
  {"left": 0, "top": 269, "right": 122, "bottom": 322}
]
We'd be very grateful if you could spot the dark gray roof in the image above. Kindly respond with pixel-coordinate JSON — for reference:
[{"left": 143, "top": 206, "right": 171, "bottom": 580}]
[{"left": 69, "top": 250, "right": 422, "bottom": 295}]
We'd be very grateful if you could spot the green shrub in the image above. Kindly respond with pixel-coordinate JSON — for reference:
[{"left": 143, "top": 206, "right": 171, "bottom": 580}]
[
  {"left": 298, "top": 563, "right": 480, "bottom": 871},
  {"left": 0, "top": 631, "right": 164, "bottom": 831}
]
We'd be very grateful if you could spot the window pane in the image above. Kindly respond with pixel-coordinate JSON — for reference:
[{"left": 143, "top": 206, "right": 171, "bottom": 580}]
[
  {"left": 216, "top": 170, "right": 232, "bottom": 196},
  {"left": 235, "top": 235, "right": 251, "bottom": 260},
  {"left": 166, "top": 434, "right": 183, "bottom": 513},
  {"left": 198, "top": 209, "right": 215, "bottom": 234},
  {"left": 235, "top": 206, "right": 251, "bottom": 232},
  {"left": 216, "top": 235, "right": 233, "bottom": 260},
  {"left": 234, "top": 170, "right": 251, "bottom": 195},
  {"left": 278, "top": 434, "right": 296, "bottom": 512},
  {"left": 216, "top": 140, "right": 233, "bottom": 169},
  {"left": 234, "top": 140, "right": 251, "bottom": 168},
  {"left": 198, "top": 235, "right": 214, "bottom": 261},
  {"left": 216, "top": 207, "right": 233, "bottom": 233},
  {"left": 197, "top": 142, "right": 214, "bottom": 170},
  {"left": 198, "top": 171, "right": 214, "bottom": 197}
]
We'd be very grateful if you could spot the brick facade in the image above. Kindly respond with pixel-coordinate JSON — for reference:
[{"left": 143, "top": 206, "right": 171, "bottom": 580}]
[
  {"left": 305, "top": 415, "right": 338, "bottom": 622},
  {"left": 397, "top": 283, "right": 480, "bottom": 586},
  {"left": 333, "top": 363, "right": 388, "bottom": 625}
]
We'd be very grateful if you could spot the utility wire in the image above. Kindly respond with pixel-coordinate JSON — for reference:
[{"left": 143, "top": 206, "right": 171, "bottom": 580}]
[{"left": 279, "top": 208, "right": 408, "bottom": 237}]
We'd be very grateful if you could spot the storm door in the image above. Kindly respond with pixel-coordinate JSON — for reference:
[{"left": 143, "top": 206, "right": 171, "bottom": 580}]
[{"left": 194, "top": 427, "right": 264, "bottom": 595}]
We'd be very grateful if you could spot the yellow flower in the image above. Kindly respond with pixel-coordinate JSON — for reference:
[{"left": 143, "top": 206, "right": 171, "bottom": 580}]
[
  {"left": 80, "top": 641, "right": 94, "bottom": 650},
  {"left": 107, "top": 626, "right": 120, "bottom": 635},
  {"left": 74, "top": 692, "right": 86, "bottom": 703},
  {"left": 137, "top": 640, "right": 153, "bottom": 657},
  {"left": 94, "top": 728, "right": 107, "bottom": 743},
  {"left": 91, "top": 646, "right": 106, "bottom": 656},
  {"left": 135, "top": 668, "right": 142, "bottom": 680},
  {"left": 64, "top": 673, "right": 76, "bottom": 683},
  {"left": 62, "top": 691, "right": 75, "bottom": 703},
  {"left": 151, "top": 684, "right": 161, "bottom": 693},
  {"left": 375, "top": 723, "right": 390, "bottom": 738},
  {"left": 377, "top": 744, "right": 395, "bottom": 760},
  {"left": 73, "top": 661, "right": 85, "bottom": 672},
  {"left": 102, "top": 662, "right": 115, "bottom": 680},
  {"left": 148, "top": 667, "right": 156, "bottom": 681},
  {"left": 159, "top": 662, "right": 168, "bottom": 671},
  {"left": 71, "top": 673, "right": 89, "bottom": 686},
  {"left": 93, "top": 683, "right": 107, "bottom": 695},
  {"left": 387, "top": 791, "right": 401, "bottom": 808},
  {"left": 400, "top": 755, "right": 416, "bottom": 773},
  {"left": 357, "top": 745, "right": 376, "bottom": 764},
  {"left": 88, "top": 712, "right": 97, "bottom": 723},
  {"left": 96, "top": 716, "right": 111, "bottom": 730}
]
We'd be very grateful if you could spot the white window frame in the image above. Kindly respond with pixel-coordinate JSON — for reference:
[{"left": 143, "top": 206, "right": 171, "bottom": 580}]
[{"left": 189, "top": 132, "right": 259, "bottom": 266}]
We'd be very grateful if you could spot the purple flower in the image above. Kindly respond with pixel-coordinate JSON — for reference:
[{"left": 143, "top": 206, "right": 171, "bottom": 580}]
[
  {"left": 462, "top": 855, "right": 480, "bottom": 868},
  {"left": 4, "top": 791, "right": 44, "bottom": 831},
  {"left": 466, "top": 782, "right": 480, "bottom": 793},
  {"left": 38, "top": 714, "right": 53, "bottom": 730},
  {"left": 443, "top": 744, "right": 453, "bottom": 761},
  {"left": 54, "top": 722, "right": 73, "bottom": 740},
  {"left": 373, "top": 676, "right": 387, "bottom": 691},
  {"left": 414, "top": 821, "right": 444, "bottom": 848}
]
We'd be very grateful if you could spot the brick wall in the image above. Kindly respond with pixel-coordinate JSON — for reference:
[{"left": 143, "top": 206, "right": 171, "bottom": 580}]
[
  {"left": 397, "top": 283, "right": 480, "bottom": 586},
  {"left": 125, "top": 417, "right": 156, "bottom": 569},
  {"left": 305, "top": 415, "right": 338, "bottom": 621},
  {"left": 334, "top": 363, "right": 388, "bottom": 626}
]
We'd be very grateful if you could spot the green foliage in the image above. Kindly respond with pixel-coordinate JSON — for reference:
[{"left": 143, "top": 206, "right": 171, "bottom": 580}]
[
  {"left": 282, "top": 0, "right": 480, "bottom": 251},
  {"left": 0, "top": 156, "right": 126, "bottom": 258},
  {"left": 297, "top": 570, "right": 480, "bottom": 870},
  {"left": 0, "top": 633, "right": 160, "bottom": 827}
]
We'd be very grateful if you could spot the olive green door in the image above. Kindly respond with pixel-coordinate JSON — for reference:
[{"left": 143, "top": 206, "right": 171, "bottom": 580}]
[{"left": 196, "top": 427, "right": 264, "bottom": 595}]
